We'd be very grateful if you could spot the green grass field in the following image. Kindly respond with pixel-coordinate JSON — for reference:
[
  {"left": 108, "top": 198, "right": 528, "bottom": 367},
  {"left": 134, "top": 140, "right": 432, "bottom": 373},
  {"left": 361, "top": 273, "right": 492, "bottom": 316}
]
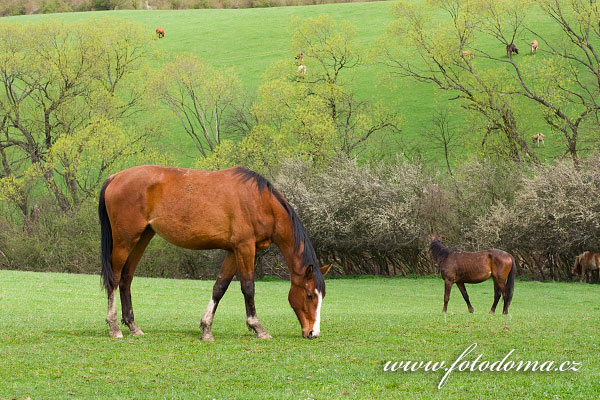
[
  {"left": 0, "top": 270, "right": 598, "bottom": 399},
  {"left": 5, "top": 1, "right": 578, "bottom": 166}
]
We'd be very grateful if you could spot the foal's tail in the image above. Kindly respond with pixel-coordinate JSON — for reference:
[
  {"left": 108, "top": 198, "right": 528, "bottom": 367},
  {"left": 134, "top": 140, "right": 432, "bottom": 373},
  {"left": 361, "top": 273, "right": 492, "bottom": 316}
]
[
  {"left": 505, "top": 256, "right": 516, "bottom": 306},
  {"left": 99, "top": 177, "right": 114, "bottom": 296}
]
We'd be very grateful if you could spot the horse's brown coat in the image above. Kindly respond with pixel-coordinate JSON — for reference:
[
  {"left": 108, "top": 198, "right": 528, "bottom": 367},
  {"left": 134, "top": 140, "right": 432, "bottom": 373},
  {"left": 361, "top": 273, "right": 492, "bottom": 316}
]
[{"left": 99, "top": 166, "right": 329, "bottom": 340}]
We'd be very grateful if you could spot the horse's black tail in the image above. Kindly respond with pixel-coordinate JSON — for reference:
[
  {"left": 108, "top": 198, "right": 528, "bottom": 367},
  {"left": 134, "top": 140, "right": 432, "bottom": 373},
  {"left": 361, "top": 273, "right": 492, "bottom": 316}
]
[
  {"left": 99, "top": 177, "right": 114, "bottom": 297},
  {"left": 505, "top": 256, "right": 516, "bottom": 306}
]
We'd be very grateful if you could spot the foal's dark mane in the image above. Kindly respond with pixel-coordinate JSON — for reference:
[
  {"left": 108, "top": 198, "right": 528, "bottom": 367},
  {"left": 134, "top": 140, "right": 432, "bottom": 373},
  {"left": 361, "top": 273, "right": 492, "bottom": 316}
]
[
  {"left": 429, "top": 238, "right": 455, "bottom": 264},
  {"left": 234, "top": 167, "right": 325, "bottom": 295}
]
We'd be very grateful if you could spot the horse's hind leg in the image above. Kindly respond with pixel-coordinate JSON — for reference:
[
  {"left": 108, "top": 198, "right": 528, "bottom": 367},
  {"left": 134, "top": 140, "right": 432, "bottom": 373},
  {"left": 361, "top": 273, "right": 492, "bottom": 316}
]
[
  {"left": 489, "top": 282, "right": 501, "bottom": 314},
  {"left": 456, "top": 283, "right": 474, "bottom": 313},
  {"left": 443, "top": 280, "right": 453, "bottom": 313},
  {"left": 120, "top": 227, "right": 155, "bottom": 336},
  {"left": 236, "top": 243, "right": 271, "bottom": 339},
  {"left": 494, "top": 279, "right": 510, "bottom": 315},
  {"left": 106, "top": 247, "right": 130, "bottom": 338},
  {"left": 200, "top": 252, "right": 237, "bottom": 341}
]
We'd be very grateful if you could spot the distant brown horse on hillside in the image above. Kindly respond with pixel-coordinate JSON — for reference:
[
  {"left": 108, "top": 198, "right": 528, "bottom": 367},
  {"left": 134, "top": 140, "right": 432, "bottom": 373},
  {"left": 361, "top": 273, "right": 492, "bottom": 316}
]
[
  {"left": 506, "top": 43, "right": 519, "bottom": 58},
  {"left": 572, "top": 251, "right": 600, "bottom": 283},
  {"left": 530, "top": 39, "right": 538, "bottom": 54},
  {"left": 156, "top": 27, "right": 165, "bottom": 38},
  {"left": 532, "top": 132, "right": 545, "bottom": 147},
  {"left": 430, "top": 237, "right": 516, "bottom": 314}
]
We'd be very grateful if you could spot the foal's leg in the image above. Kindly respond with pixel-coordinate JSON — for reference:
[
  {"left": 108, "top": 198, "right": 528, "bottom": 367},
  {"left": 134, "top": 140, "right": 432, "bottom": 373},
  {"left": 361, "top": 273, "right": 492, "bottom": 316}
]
[
  {"left": 456, "top": 283, "right": 474, "bottom": 313},
  {"left": 443, "top": 280, "right": 453, "bottom": 313},
  {"left": 120, "top": 228, "right": 155, "bottom": 336},
  {"left": 200, "top": 252, "right": 237, "bottom": 341},
  {"left": 497, "top": 280, "right": 510, "bottom": 315},
  {"left": 489, "top": 281, "right": 501, "bottom": 314},
  {"left": 236, "top": 243, "right": 271, "bottom": 339}
]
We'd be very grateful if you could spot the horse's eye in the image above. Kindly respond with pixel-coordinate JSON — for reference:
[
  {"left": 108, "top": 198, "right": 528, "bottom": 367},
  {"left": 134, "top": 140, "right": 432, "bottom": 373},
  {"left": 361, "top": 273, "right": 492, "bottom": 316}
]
[{"left": 306, "top": 293, "right": 313, "bottom": 300}]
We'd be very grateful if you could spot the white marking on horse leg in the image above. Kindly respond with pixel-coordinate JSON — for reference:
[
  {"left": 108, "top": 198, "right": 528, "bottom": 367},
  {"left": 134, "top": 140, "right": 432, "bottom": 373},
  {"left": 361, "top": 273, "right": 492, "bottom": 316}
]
[
  {"left": 201, "top": 298, "right": 216, "bottom": 326},
  {"left": 106, "top": 289, "right": 123, "bottom": 338},
  {"left": 246, "top": 315, "right": 272, "bottom": 339},
  {"left": 200, "top": 298, "right": 215, "bottom": 341},
  {"left": 312, "top": 290, "right": 323, "bottom": 337},
  {"left": 246, "top": 315, "right": 259, "bottom": 326}
]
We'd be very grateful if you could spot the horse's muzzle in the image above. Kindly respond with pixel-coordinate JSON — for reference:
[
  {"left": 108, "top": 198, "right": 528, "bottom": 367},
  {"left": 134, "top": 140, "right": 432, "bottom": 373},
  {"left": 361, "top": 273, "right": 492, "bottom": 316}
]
[{"left": 303, "top": 330, "right": 318, "bottom": 339}]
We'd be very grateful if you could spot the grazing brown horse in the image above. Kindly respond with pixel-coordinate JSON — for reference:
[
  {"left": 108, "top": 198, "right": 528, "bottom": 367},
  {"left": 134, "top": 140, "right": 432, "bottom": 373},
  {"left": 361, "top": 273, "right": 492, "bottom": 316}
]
[
  {"left": 99, "top": 166, "right": 331, "bottom": 340},
  {"left": 429, "top": 238, "right": 515, "bottom": 314},
  {"left": 506, "top": 43, "right": 519, "bottom": 58},
  {"left": 530, "top": 39, "right": 538, "bottom": 54},
  {"left": 461, "top": 50, "right": 474, "bottom": 60},
  {"left": 156, "top": 27, "right": 165, "bottom": 38},
  {"left": 572, "top": 251, "right": 600, "bottom": 283},
  {"left": 532, "top": 132, "right": 545, "bottom": 147}
]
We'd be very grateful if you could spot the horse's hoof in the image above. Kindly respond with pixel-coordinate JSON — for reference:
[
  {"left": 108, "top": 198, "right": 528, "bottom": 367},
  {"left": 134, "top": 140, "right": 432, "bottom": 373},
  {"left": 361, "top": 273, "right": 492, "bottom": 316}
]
[
  {"left": 201, "top": 333, "right": 214, "bottom": 341},
  {"left": 489, "top": 310, "right": 495, "bottom": 314},
  {"left": 109, "top": 330, "right": 123, "bottom": 338},
  {"left": 468, "top": 308, "right": 474, "bottom": 313},
  {"left": 130, "top": 328, "right": 145, "bottom": 336},
  {"left": 257, "top": 331, "right": 272, "bottom": 339}
]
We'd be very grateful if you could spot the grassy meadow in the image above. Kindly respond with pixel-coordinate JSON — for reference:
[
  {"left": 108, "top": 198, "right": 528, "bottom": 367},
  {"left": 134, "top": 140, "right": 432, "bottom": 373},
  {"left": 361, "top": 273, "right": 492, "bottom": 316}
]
[
  {"left": 0, "top": 269, "right": 598, "bottom": 399},
  {"left": 3, "top": 1, "right": 575, "bottom": 166},
  {"left": 2, "top": 3, "right": 600, "bottom": 399}
]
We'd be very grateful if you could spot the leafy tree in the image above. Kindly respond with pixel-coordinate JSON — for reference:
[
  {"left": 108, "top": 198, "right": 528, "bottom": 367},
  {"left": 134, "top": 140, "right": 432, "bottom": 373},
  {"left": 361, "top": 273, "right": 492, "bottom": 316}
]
[
  {"left": 198, "top": 15, "right": 401, "bottom": 173},
  {"left": 0, "top": 19, "right": 153, "bottom": 219},
  {"left": 292, "top": 15, "right": 401, "bottom": 157}
]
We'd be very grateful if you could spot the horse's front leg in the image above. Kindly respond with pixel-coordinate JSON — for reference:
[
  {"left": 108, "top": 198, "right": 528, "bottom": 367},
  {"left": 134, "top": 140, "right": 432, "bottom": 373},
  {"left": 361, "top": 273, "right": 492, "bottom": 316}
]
[
  {"left": 200, "top": 252, "right": 236, "bottom": 341},
  {"left": 443, "top": 280, "right": 453, "bottom": 313},
  {"left": 236, "top": 243, "right": 271, "bottom": 339}
]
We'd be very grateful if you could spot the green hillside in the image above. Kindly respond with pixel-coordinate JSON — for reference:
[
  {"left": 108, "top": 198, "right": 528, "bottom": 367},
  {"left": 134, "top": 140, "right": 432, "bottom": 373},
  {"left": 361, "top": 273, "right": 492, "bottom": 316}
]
[{"left": 3, "top": 2, "right": 585, "bottom": 167}]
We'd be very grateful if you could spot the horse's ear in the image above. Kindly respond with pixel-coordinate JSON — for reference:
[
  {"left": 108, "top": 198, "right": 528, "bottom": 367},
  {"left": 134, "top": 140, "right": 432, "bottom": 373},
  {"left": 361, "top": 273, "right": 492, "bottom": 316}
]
[
  {"left": 304, "top": 265, "right": 314, "bottom": 280},
  {"left": 320, "top": 264, "right": 332, "bottom": 276}
]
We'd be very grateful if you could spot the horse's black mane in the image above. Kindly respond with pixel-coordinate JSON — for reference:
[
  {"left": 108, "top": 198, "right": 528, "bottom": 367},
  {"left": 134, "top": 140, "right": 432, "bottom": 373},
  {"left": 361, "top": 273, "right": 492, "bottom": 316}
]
[
  {"left": 234, "top": 167, "right": 325, "bottom": 295},
  {"left": 429, "top": 238, "right": 455, "bottom": 264}
]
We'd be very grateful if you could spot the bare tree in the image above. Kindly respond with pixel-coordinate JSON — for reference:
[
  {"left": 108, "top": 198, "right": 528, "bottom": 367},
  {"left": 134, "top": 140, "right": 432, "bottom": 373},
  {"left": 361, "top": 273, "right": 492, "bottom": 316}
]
[
  {"left": 381, "top": 0, "right": 600, "bottom": 165},
  {"left": 148, "top": 55, "right": 242, "bottom": 158},
  {"left": 379, "top": 0, "right": 537, "bottom": 162},
  {"left": 425, "top": 108, "right": 458, "bottom": 175}
]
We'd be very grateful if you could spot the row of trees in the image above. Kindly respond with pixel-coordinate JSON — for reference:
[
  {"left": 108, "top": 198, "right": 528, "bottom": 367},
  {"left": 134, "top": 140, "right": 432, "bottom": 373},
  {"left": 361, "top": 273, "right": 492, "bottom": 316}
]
[
  {"left": 1, "top": 2, "right": 599, "bottom": 280},
  {"left": 380, "top": 0, "right": 600, "bottom": 165}
]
